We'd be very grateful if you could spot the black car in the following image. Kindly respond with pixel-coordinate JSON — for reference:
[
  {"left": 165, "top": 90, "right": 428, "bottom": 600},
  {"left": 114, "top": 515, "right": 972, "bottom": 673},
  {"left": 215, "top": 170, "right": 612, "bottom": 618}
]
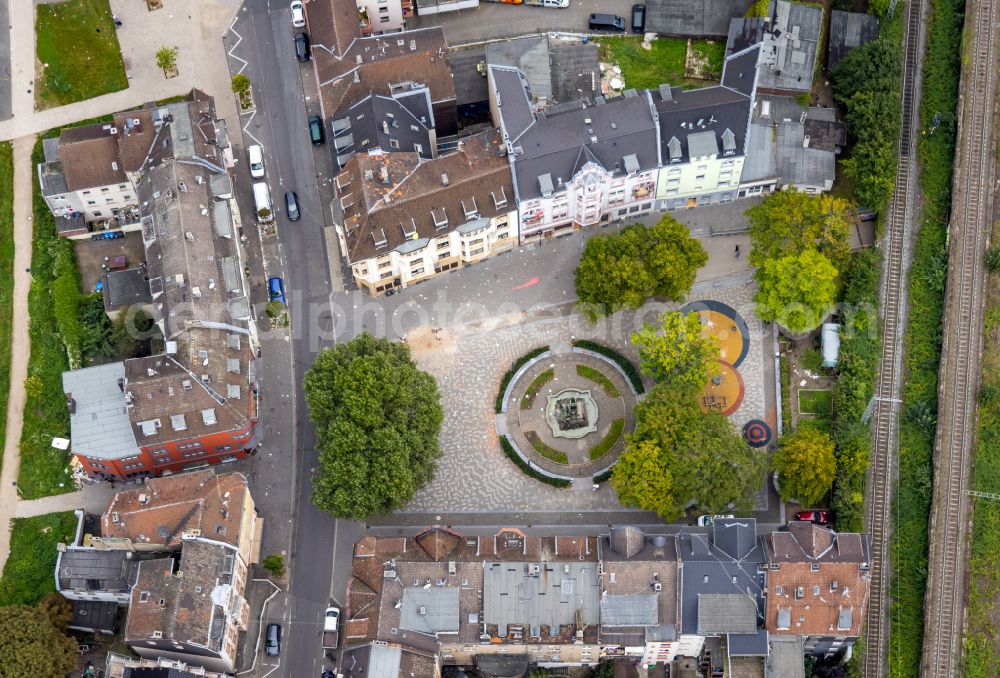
[
  {"left": 308, "top": 115, "right": 325, "bottom": 145},
  {"left": 294, "top": 31, "right": 310, "bottom": 62},
  {"left": 631, "top": 4, "right": 645, "bottom": 32},
  {"left": 285, "top": 191, "right": 300, "bottom": 221},
  {"left": 265, "top": 623, "right": 281, "bottom": 656},
  {"left": 589, "top": 13, "right": 626, "bottom": 32}
]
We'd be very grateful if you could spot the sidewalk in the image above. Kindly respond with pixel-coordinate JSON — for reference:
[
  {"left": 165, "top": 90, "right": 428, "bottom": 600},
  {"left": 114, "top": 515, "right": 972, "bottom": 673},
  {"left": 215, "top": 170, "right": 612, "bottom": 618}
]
[
  {"left": 14, "top": 483, "right": 116, "bottom": 519},
  {"left": 0, "top": 135, "right": 36, "bottom": 570}
]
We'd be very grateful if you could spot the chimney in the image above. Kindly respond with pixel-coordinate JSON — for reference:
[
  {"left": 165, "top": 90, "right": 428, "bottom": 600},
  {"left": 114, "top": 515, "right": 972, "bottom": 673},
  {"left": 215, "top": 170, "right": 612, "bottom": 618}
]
[
  {"left": 380, "top": 166, "right": 389, "bottom": 184},
  {"left": 65, "top": 394, "right": 76, "bottom": 414},
  {"left": 441, "top": 173, "right": 449, "bottom": 185}
]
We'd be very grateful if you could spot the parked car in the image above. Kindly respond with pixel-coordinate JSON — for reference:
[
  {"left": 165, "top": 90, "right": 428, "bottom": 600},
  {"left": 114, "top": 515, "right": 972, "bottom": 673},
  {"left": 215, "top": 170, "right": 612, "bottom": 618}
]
[
  {"left": 795, "top": 510, "right": 830, "bottom": 525},
  {"left": 631, "top": 4, "right": 646, "bottom": 32},
  {"left": 264, "top": 623, "right": 282, "bottom": 656},
  {"left": 589, "top": 13, "right": 626, "bottom": 31},
  {"left": 290, "top": 0, "right": 306, "bottom": 27},
  {"left": 321, "top": 672, "right": 336, "bottom": 678},
  {"left": 91, "top": 230, "right": 125, "bottom": 241},
  {"left": 247, "top": 144, "right": 265, "bottom": 179},
  {"left": 542, "top": 0, "right": 570, "bottom": 6},
  {"left": 308, "top": 115, "right": 325, "bottom": 145},
  {"left": 285, "top": 191, "right": 300, "bottom": 221},
  {"left": 294, "top": 32, "right": 310, "bottom": 62},
  {"left": 268, "top": 277, "right": 286, "bottom": 304},
  {"left": 697, "top": 514, "right": 735, "bottom": 527}
]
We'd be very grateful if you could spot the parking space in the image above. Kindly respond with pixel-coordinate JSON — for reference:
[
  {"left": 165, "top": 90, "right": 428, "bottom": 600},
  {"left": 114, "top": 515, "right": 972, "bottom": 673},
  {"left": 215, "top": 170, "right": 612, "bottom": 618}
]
[
  {"left": 409, "top": 0, "right": 637, "bottom": 44},
  {"left": 71, "top": 231, "right": 146, "bottom": 294}
]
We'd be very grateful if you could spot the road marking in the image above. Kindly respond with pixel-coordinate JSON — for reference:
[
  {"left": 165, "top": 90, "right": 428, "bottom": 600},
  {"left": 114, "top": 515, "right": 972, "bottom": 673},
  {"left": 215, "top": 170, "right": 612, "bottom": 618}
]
[{"left": 513, "top": 276, "right": 540, "bottom": 291}]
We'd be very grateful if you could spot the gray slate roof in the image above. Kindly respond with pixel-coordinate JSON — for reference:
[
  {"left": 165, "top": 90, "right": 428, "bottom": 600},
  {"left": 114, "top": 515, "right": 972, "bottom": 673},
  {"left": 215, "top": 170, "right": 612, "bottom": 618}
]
[
  {"left": 483, "top": 561, "right": 600, "bottom": 635},
  {"left": 70, "top": 600, "right": 119, "bottom": 633},
  {"left": 485, "top": 36, "right": 599, "bottom": 107},
  {"left": 331, "top": 86, "right": 436, "bottom": 169},
  {"left": 729, "top": 630, "right": 770, "bottom": 656},
  {"left": 492, "top": 64, "right": 661, "bottom": 202},
  {"left": 696, "top": 593, "right": 758, "bottom": 634},
  {"left": 828, "top": 10, "right": 879, "bottom": 70},
  {"left": 58, "top": 549, "right": 139, "bottom": 594},
  {"left": 63, "top": 362, "right": 140, "bottom": 459},
  {"left": 726, "top": 1, "right": 823, "bottom": 93},
  {"left": 645, "top": 0, "right": 755, "bottom": 37},
  {"left": 447, "top": 46, "right": 490, "bottom": 107},
  {"left": 105, "top": 268, "right": 152, "bottom": 311}
]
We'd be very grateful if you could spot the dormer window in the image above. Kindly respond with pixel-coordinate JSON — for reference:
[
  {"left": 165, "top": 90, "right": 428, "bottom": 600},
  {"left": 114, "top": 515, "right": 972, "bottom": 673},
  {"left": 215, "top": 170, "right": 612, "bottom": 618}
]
[
  {"left": 461, "top": 197, "right": 478, "bottom": 220},
  {"left": 432, "top": 208, "right": 448, "bottom": 230},
  {"left": 492, "top": 187, "right": 508, "bottom": 209}
]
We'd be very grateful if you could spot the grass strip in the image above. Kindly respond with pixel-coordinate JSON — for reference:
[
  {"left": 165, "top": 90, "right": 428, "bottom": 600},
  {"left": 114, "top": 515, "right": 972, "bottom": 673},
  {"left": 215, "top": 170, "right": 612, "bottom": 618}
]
[
  {"left": 576, "top": 364, "right": 620, "bottom": 398},
  {"left": 798, "top": 389, "right": 833, "bottom": 416},
  {"left": 499, "top": 436, "right": 570, "bottom": 488},
  {"left": 35, "top": 0, "right": 128, "bottom": 108},
  {"left": 572, "top": 340, "right": 644, "bottom": 394},
  {"left": 520, "top": 369, "right": 554, "bottom": 410},
  {"left": 496, "top": 346, "right": 549, "bottom": 413},
  {"left": 891, "top": 0, "right": 964, "bottom": 667},
  {"left": 0, "top": 142, "right": 13, "bottom": 466},
  {"left": 0, "top": 512, "right": 78, "bottom": 606},
  {"left": 525, "top": 431, "right": 569, "bottom": 465},
  {"left": 18, "top": 140, "right": 77, "bottom": 499},
  {"left": 589, "top": 418, "right": 624, "bottom": 461}
]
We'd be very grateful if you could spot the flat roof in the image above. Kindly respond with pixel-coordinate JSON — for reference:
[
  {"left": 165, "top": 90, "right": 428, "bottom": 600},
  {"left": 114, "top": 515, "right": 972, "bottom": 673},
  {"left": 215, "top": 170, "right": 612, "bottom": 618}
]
[{"left": 63, "top": 362, "right": 140, "bottom": 459}]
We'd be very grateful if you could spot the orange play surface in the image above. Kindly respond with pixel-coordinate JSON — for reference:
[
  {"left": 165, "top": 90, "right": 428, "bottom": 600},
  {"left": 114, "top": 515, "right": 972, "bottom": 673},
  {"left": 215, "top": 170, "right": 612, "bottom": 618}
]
[{"left": 698, "top": 360, "right": 745, "bottom": 416}]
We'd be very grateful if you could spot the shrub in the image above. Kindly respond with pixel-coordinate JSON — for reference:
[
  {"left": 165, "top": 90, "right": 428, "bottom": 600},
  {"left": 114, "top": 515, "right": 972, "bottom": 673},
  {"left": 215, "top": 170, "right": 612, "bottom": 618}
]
[
  {"left": 589, "top": 418, "right": 625, "bottom": 461},
  {"left": 593, "top": 467, "right": 614, "bottom": 483},
  {"left": 495, "top": 346, "right": 549, "bottom": 413},
  {"left": 572, "top": 340, "right": 644, "bottom": 394},
  {"left": 499, "top": 436, "right": 570, "bottom": 488},
  {"left": 262, "top": 554, "right": 285, "bottom": 577},
  {"left": 986, "top": 247, "right": 1000, "bottom": 272}
]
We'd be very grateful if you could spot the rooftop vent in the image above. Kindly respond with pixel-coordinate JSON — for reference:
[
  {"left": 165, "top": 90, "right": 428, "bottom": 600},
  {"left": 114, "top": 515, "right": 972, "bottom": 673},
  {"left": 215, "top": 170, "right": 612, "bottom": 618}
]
[
  {"left": 441, "top": 173, "right": 449, "bottom": 185},
  {"left": 138, "top": 493, "right": 150, "bottom": 504}
]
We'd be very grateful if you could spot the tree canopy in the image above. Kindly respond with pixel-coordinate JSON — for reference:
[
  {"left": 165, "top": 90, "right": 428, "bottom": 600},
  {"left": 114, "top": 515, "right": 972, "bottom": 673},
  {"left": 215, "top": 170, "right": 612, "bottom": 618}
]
[
  {"left": 575, "top": 216, "right": 707, "bottom": 319},
  {"left": 611, "top": 383, "right": 765, "bottom": 519},
  {"left": 772, "top": 428, "right": 837, "bottom": 506},
  {"left": 632, "top": 310, "right": 719, "bottom": 392},
  {"left": 0, "top": 602, "right": 77, "bottom": 678},
  {"left": 303, "top": 334, "right": 444, "bottom": 519},
  {"left": 754, "top": 249, "right": 838, "bottom": 334},
  {"left": 745, "top": 191, "right": 854, "bottom": 268}
]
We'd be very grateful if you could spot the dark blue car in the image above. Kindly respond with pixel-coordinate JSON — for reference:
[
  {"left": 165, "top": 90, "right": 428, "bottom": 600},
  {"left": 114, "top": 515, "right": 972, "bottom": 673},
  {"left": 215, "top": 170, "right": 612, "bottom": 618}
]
[{"left": 268, "top": 277, "right": 286, "bottom": 304}]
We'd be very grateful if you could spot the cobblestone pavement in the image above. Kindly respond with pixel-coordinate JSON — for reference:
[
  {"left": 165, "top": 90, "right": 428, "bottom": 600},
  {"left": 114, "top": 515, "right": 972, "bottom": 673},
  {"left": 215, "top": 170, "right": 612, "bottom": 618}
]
[{"left": 403, "top": 280, "right": 766, "bottom": 513}]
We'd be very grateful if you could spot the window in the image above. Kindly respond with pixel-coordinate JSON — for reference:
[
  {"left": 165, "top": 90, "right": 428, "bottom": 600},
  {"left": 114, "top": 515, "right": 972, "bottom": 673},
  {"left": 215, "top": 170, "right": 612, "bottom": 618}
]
[
  {"left": 106, "top": 198, "right": 115, "bottom": 204},
  {"left": 87, "top": 200, "right": 97, "bottom": 206},
  {"left": 437, "top": 239, "right": 450, "bottom": 249},
  {"left": 215, "top": 444, "right": 233, "bottom": 452},
  {"left": 379, "top": 15, "right": 390, "bottom": 21},
  {"left": 497, "top": 232, "right": 508, "bottom": 240},
  {"left": 379, "top": 258, "right": 392, "bottom": 270},
  {"left": 411, "top": 267, "right": 424, "bottom": 275},
  {"left": 468, "top": 238, "right": 484, "bottom": 246},
  {"left": 380, "top": 271, "right": 393, "bottom": 279},
  {"left": 389, "top": 138, "right": 399, "bottom": 149},
  {"left": 410, "top": 258, "right": 423, "bottom": 268},
  {"left": 810, "top": 563, "right": 820, "bottom": 572},
  {"left": 82, "top": 190, "right": 91, "bottom": 196},
  {"left": 695, "top": 174, "right": 706, "bottom": 181},
  {"left": 470, "top": 247, "right": 484, "bottom": 256},
  {"left": 101, "top": 187, "right": 110, "bottom": 194},
  {"left": 119, "top": 184, "right": 128, "bottom": 190}
]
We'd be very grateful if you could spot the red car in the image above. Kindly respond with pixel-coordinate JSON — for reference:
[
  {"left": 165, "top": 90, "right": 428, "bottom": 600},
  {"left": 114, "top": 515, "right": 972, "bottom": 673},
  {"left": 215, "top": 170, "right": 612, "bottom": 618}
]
[{"left": 795, "top": 510, "right": 830, "bottom": 524}]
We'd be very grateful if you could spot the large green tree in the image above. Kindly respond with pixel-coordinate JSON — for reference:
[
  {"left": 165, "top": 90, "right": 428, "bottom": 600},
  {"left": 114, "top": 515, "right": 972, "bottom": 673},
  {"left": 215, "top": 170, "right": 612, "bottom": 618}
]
[
  {"left": 0, "top": 603, "right": 76, "bottom": 678},
  {"left": 754, "top": 249, "right": 838, "bottom": 333},
  {"left": 745, "top": 191, "right": 854, "bottom": 268},
  {"left": 575, "top": 216, "right": 707, "bottom": 319},
  {"left": 611, "top": 383, "right": 765, "bottom": 519},
  {"left": 632, "top": 310, "right": 719, "bottom": 392},
  {"left": 772, "top": 428, "right": 837, "bottom": 506},
  {"left": 303, "top": 334, "right": 444, "bottom": 519}
]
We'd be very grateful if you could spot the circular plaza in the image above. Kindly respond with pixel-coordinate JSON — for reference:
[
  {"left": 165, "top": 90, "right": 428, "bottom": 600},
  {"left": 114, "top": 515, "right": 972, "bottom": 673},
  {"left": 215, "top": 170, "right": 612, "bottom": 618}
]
[{"left": 500, "top": 348, "right": 638, "bottom": 478}]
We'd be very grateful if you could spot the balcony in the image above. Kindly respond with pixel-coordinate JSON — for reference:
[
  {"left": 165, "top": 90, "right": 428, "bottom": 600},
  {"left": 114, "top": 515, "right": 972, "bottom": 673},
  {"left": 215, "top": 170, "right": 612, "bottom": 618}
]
[
  {"left": 401, "top": 0, "right": 414, "bottom": 17},
  {"left": 358, "top": 9, "right": 372, "bottom": 35}
]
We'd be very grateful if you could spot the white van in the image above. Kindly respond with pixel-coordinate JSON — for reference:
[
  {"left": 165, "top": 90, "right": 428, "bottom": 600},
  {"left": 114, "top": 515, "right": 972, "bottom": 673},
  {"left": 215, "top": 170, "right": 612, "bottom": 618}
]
[
  {"left": 247, "top": 144, "right": 265, "bottom": 179},
  {"left": 252, "top": 182, "right": 273, "bottom": 223}
]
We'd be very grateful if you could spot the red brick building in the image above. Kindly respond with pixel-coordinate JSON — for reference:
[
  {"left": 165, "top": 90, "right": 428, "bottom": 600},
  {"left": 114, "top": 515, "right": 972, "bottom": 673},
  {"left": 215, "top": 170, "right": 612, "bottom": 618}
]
[{"left": 63, "top": 94, "right": 260, "bottom": 482}]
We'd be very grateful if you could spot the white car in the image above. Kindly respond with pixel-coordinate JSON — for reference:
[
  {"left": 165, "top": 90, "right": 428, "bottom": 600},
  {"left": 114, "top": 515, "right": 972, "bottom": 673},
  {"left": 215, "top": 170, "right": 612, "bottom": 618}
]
[
  {"left": 247, "top": 144, "right": 264, "bottom": 179},
  {"left": 290, "top": 0, "right": 306, "bottom": 28},
  {"left": 697, "top": 514, "right": 735, "bottom": 527}
]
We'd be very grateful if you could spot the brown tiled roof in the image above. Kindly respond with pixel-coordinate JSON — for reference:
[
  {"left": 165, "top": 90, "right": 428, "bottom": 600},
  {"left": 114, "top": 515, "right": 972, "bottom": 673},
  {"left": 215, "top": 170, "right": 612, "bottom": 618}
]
[
  {"left": 307, "top": 0, "right": 361, "bottom": 58},
  {"left": 60, "top": 135, "right": 128, "bottom": 191},
  {"left": 317, "top": 28, "right": 455, "bottom": 118},
  {"left": 125, "top": 540, "right": 241, "bottom": 647},
  {"left": 415, "top": 526, "right": 462, "bottom": 561},
  {"left": 337, "top": 129, "right": 513, "bottom": 264},
  {"left": 764, "top": 522, "right": 870, "bottom": 563},
  {"left": 766, "top": 561, "right": 869, "bottom": 636},
  {"left": 101, "top": 470, "right": 250, "bottom": 549},
  {"left": 112, "top": 109, "right": 157, "bottom": 172}
]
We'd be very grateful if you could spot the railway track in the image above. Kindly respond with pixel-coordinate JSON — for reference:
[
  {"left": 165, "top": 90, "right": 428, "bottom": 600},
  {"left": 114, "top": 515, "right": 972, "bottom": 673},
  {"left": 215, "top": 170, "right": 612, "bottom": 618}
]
[
  {"left": 861, "top": 0, "right": 927, "bottom": 673},
  {"left": 919, "top": 0, "right": 998, "bottom": 670}
]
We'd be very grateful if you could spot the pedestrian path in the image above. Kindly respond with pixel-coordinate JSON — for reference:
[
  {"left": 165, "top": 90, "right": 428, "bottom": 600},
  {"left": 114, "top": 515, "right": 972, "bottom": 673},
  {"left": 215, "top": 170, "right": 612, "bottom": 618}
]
[{"left": 14, "top": 484, "right": 116, "bottom": 519}]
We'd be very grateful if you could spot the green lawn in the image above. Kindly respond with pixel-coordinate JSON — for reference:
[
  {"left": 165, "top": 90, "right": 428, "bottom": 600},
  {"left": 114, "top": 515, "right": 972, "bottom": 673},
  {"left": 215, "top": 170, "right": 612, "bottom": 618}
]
[
  {"left": 798, "top": 389, "right": 833, "bottom": 416},
  {"left": 576, "top": 364, "right": 620, "bottom": 398},
  {"left": 526, "top": 431, "right": 569, "bottom": 465},
  {"left": 599, "top": 37, "right": 722, "bottom": 91},
  {"left": 35, "top": 0, "right": 128, "bottom": 109},
  {"left": 589, "top": 418, "right": 625, "bottom": 461},
  {"left": 520, "top": 369, "right": 554, "bottom": 410},
  {"left": 0, "top": 512, "right": 78, "bottom": 606},
  {"left": 0, "top": 142, "right": 13, "bottom": 470}
]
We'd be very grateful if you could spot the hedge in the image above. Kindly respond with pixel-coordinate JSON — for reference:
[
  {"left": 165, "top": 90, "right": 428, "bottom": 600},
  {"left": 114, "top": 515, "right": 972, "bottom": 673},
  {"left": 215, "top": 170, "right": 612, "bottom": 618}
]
[
  {"left": 572, "top": 340, "right": 644, "bottom": 394},
  {"left": 495, "top": 346, "right": 549, "bottom": 413},
  {"left": 593, "top": 467, "right": 614, "bottom": 483},
  {"left": 499, "top": 436, "right": 571, "bottom": 488}
]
